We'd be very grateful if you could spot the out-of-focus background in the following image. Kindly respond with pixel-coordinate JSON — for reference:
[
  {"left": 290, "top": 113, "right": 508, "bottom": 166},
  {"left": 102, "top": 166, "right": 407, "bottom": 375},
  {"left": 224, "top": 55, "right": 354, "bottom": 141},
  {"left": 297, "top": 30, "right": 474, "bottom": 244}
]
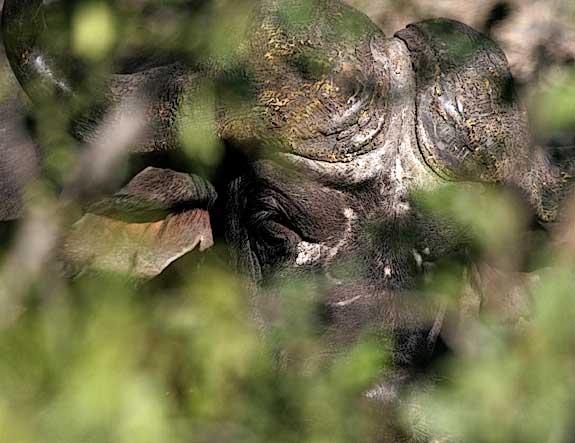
[{"left": 0, "top": 1, "right": 573, "bottom": 443}]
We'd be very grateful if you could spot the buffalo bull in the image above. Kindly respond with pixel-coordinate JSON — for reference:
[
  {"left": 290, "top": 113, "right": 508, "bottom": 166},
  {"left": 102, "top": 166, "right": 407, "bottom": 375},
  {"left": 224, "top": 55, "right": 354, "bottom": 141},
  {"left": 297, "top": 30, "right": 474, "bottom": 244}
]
[{"left": 1, "top": 0, "right": 573, "bottom": 401}]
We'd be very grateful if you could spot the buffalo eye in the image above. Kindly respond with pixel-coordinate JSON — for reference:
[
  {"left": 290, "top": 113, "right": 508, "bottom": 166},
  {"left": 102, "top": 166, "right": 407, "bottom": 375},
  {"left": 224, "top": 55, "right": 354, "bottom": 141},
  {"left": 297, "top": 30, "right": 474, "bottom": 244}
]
[{"left": 248, "top": 199, "right": 302, "bottom": 276}]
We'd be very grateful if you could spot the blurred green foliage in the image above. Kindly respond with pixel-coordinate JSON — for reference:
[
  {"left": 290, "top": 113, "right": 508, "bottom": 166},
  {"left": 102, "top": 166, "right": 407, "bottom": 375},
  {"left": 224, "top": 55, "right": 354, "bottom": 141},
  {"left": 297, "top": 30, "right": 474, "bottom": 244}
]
[
  {"left": 530, "top": 67, "right": 575, "bottom": 136},
  {"left": 408, "top": 267, "right": 574, "bottom": 443},
  {"left": 0, "top": 1, "right": 573, "bottom": 443},
  {"left": 179, "top": 80, "right": 225, "bottom": 177},
  {"left": 73, "top": 2, "right": 117, "bottom": 60}
]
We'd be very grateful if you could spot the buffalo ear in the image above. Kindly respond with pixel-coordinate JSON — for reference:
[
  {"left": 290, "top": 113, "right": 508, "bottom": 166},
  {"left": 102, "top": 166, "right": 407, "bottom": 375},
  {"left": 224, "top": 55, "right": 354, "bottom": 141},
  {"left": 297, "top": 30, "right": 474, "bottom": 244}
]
[{"left": 63, "top": 167, "right": 216, "bottom": 278}]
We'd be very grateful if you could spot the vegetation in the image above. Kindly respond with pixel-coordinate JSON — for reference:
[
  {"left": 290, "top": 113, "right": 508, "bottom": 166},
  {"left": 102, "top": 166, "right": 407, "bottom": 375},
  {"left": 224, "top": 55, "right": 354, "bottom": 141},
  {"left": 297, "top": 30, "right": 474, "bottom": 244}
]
[{"left": 0, "top": 1, "right": 573, "bottom": 442}]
